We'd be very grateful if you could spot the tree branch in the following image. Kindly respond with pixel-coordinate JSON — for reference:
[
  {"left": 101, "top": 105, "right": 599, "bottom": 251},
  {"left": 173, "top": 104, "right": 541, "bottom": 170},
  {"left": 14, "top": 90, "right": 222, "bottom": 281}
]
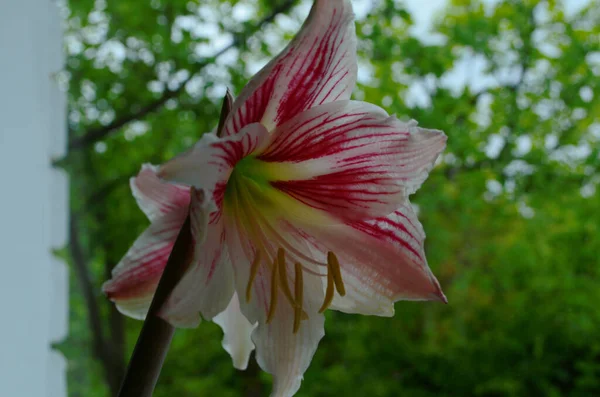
[
  {"left": 68, "top": 0, "right": 297, "bottom": 151},
  {"left": 69, "top": 214, "right": 122, "bottom": 396},
  {"left": 69, "top": 91, "right": 178, "bottom": 150}
]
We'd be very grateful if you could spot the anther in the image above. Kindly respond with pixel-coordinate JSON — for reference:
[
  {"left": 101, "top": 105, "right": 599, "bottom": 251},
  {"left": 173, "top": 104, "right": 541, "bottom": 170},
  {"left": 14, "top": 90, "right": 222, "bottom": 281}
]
[
  {"left": 266, "top": 257, "right": 279, "bottom": 324},
  {"left": 327, "top": 252, "right": 346, "bottom": 296},
  {"left": 319, "top": 267, "right": 335, "bottom": 313},
  {"left": 246, "top": 249, "right": 261, "bottom": 302},
  {"left": 277, "top": 248, "right": 295, "bottom": 307},
  {"left": 293, "top": 262, "right": 304, "bottom": 333}
]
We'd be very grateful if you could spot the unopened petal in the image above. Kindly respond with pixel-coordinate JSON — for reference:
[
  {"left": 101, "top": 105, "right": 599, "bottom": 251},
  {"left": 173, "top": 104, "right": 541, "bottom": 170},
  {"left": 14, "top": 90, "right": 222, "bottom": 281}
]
[
  {"left": 213, "top": 293, "right": 256, "bottom": 370},
  {"left": 222, "top": 0, "right": 356, "bottom": 135}
]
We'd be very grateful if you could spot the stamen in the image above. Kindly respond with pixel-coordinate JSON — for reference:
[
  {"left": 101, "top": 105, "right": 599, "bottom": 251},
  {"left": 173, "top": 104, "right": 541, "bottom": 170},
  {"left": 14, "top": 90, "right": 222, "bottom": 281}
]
[
  {"left": 327, "top": 252, "right": 346, "bottom": 296},
  {"left": 246, "top": 249, "right": 261, "bottom": 302},
  {"left": 319, "top": 266, "right": 335, "bottom": 313},
  {"left": 293, "top": 262, "right": 304, "bottom": 333},
  {"left": 277, "top": 248, "right": 295, "bottom": 307},
  {"left": 277, "top": 248, "right": 309, "bottom": 321},
  {"left": 266, "top": 257, "right": 279, "bottom": 324}
]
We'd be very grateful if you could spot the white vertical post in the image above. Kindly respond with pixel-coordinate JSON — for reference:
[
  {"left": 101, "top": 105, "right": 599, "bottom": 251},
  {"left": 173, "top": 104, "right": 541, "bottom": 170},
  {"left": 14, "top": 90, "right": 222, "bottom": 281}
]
[{"left": 0, "top": 0, "right": 68, "bottom": 396}]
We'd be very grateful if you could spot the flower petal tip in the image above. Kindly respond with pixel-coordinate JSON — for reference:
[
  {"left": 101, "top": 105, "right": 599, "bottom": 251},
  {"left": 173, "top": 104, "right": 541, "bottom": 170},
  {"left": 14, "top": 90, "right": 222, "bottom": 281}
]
[
  {"left": 416, "top": 126, "right": 447, "bottom": 141},
  {"left": 101, "top": 279, "right": 121, "bottom": 300},
  {"left": 140, "top": 163, "right": 159, "bottom": 172},
  {"left": 436, "top": 291, "right": 449, "bottom": 304},
  {"left": 231, "top": 357, "right": 251, "bottom": 371},
  {"left": 432, "top": 283, "right": 448, "bottom": 304},
  {"left": 101, "top": 282, "right": 112, "bottom": 297}
]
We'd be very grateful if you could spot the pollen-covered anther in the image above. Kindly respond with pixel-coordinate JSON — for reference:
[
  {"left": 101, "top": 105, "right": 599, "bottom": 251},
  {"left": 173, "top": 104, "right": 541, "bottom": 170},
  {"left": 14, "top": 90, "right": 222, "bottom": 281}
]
[
  {"left": 327, "top": 251, "right": 346, "bottom": 296},
  {"left": 319, "top": 251, "right": 346, "bottom": 313}
]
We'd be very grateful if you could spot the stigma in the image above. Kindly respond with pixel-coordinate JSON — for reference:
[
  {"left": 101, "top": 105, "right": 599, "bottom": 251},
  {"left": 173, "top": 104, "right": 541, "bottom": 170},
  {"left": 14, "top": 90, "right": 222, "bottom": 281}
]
[{"left": 246, "top": 247, "right": 346, "bottom": 333}]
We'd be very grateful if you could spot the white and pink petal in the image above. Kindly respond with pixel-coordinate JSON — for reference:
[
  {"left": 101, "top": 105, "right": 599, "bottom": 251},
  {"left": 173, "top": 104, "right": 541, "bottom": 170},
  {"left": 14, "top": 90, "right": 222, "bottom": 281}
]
[
  {"left": 293, "top": 202, "right": 446, "bottom": 317},
  {"left": 213, "top": 293, "right": 257, "bottom": 370},
  {"left": 159, "top": 220, "right": 235, "bottom": 328},
  {"left": 223, "top": 207, "right": 326, "bottom": 396},
  {"left": 254, "top": 305, "right": 325, "bottom": 397},
  {"left": 131, "top": 164, "right": 190, "bottom": 222},
  {"left": 102, "top": 213, "right": 186, "bottom": 320},
  {"left": 221, "top": 0, "right": 356, "bottom": 135},
  {"left": 251, "top": 263, "right": 325, "bottom": 397}
]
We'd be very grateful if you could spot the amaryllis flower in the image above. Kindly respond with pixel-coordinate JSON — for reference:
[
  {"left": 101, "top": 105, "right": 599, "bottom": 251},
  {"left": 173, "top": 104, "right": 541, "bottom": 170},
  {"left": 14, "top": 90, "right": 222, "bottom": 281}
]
[{"left": 104, "top": 0, "right": 447, "bottom": 396}]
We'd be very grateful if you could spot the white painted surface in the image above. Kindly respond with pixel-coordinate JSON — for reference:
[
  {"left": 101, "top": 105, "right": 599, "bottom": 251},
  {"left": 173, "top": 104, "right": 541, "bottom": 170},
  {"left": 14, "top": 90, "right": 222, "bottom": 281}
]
[{"left": 0, "top": 0, "right": 68, "bottom": 396}]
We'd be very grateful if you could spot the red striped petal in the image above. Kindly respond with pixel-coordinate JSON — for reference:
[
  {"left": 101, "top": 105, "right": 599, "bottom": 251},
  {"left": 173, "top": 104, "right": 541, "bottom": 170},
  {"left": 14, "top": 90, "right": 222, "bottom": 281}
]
[
  {"left": 102, "top": 214, "right": 186, "bottom": 319},
  {"left": 221, "top": 0, "right": 356, "bottom": 136},
  {"left": 295, "top": 202, "right": 446, "bottom": 316},
  {"left": 344, "top": 204, "right": 446, "bottom": 303},
  {"left": 259, "top": 101, "right": 447, "bottom": 221}
]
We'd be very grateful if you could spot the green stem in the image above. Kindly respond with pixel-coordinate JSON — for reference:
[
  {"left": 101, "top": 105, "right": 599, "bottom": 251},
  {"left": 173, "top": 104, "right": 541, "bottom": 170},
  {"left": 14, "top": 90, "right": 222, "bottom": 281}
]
[{"left": 117, "top": 216, "right": 192, "bottom": 397}]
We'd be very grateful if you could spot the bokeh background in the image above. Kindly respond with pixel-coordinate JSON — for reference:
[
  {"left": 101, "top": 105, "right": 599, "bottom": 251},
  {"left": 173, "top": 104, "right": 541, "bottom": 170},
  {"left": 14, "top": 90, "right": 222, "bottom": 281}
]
[{"left": 56, "top": 0, "right": 600, "bottom": 396}]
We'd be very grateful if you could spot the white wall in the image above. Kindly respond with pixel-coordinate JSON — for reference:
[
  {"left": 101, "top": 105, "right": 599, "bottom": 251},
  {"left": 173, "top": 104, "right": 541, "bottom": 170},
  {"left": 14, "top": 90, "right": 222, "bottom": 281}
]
[{"left": 0, "top": 0, "right": 68, "bottom": 396}]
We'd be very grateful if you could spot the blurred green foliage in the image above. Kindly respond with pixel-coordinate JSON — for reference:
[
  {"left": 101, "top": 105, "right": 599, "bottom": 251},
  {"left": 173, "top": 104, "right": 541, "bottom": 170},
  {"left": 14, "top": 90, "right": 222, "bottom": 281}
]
[{"left": 57, "top": 0, "right": 600, "bottom": 396}]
